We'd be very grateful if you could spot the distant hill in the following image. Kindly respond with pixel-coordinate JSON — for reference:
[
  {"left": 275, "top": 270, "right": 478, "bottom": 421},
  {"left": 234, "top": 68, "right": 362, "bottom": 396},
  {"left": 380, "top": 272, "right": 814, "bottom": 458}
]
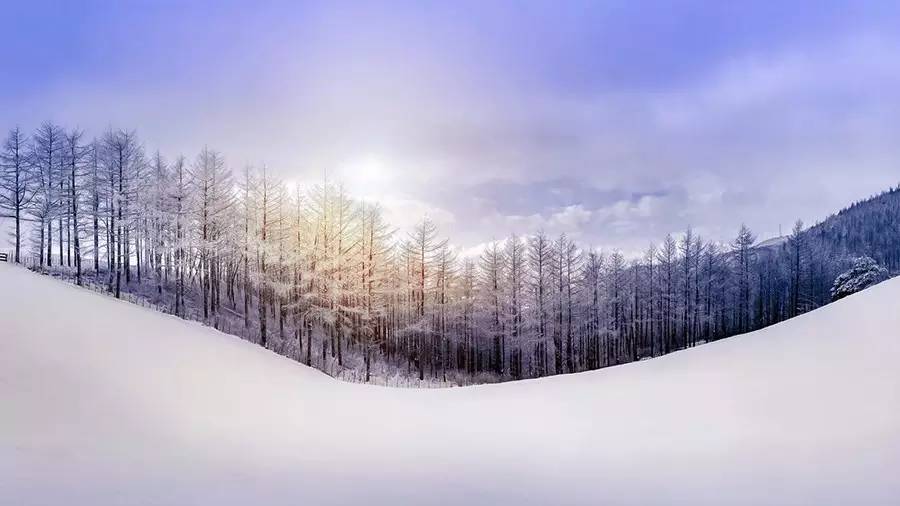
[
  {"left": 755, "top": 235, "right": 788, "bottom": 250},
  {"left": 745, "top": 185, "right": 900, "bottom": 320},
  {"left": 805, "top": 186, "right": 900, "bottom": 272}
]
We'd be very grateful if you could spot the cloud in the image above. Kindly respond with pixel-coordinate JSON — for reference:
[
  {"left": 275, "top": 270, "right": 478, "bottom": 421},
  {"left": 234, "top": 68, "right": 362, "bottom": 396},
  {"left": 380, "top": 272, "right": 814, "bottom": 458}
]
[
  {"left": 3, "top": 3, "right": 900, "bottom": 255},
  {"left": 377, "top": 197, "right": 456, "bottom": 238}
]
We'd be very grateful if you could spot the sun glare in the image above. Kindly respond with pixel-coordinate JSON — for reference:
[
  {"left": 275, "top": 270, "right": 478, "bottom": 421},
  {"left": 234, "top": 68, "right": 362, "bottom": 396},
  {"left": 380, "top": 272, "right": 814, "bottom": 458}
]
[{"left": 347, "top": 156, "right": 387, "bottom": 182}]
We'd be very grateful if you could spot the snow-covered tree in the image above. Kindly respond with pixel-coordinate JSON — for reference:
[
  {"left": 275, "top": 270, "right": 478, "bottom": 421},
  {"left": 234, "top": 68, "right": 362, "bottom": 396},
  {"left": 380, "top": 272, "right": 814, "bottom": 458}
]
[
  {"left": 830, "top": 256, "right": 888, "bottom": 301},
  {"left": 10, "top": 120, "right": 899, "bottom": 386},
  {"left": 0, "top": 127, "right": 36, "bottom": 263},
  {"left": 731, "top": 224, "right": 756, "bottom": 333},
  {"left": 31, "top": 122, "right": 65, "bottom": 268}
]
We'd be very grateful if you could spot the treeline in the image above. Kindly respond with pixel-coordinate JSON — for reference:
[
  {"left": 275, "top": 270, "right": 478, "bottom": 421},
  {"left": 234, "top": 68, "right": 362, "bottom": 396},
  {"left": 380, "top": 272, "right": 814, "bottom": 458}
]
[
  {"left": 804, "top": 187, "right": 900, "bottom": 272},
  {"left": 1, "top": 123, "right": 896, "bottom": 384}
]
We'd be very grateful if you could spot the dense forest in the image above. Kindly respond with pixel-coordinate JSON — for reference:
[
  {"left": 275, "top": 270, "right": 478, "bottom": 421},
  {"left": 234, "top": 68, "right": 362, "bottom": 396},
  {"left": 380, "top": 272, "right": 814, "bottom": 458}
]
[{"left": 1, "top": 123, "right": 897, "bottom": 385}]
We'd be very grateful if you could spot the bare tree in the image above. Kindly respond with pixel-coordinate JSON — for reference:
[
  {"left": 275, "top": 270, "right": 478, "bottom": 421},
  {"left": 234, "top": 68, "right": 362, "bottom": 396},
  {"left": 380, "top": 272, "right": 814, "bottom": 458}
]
[
  {"left": 64, "top": 129, "right": 89, "bottom": 284},
  {"left": 0, "top": 127, "right": 37, "bottom": 263}
]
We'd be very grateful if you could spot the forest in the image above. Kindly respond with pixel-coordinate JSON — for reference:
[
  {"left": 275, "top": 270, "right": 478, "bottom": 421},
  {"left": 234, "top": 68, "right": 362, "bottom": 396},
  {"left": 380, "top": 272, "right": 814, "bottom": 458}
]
[{"left": 2, "top": 123, "right": 898, "bottom": 385}]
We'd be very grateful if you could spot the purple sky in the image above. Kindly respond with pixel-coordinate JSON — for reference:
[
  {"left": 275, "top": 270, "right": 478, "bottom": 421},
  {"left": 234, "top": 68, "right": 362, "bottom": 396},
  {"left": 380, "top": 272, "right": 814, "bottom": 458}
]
[{"left": 2, "top": 0, "right": 900, "bottom": 254}]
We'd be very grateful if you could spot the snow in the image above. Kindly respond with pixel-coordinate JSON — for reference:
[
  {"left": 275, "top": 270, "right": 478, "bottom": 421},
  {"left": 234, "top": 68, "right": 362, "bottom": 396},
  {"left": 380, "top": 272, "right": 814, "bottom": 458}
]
[
  {"left": 755, "top": 235, "right": 788, "bottom": 249},
  {"left": 1, "top": 262, "right": 899, "bottom": 506}
]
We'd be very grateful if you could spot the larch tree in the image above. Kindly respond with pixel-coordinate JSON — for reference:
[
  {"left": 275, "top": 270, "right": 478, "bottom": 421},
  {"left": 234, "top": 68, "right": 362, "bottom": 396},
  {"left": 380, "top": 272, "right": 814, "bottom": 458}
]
[
  {"left": 504, "top": 234, "right": 526, "bottom": 379},
  {"left": 732, "top": 224, "right": 756, "bottom": 333},
  {"left": 656, "top": 234, "right": 677, "bottom": 353},
  {"left": 528, "top": 231, "right": 552, "bottom": 376},
  {"left": 31, "top": 122, "right": 65, "bottom": 268},
  {"left": 169, "top": 155, "right": 190, "bottom": 317},
  {"left": 63, "top": 129, "right": 88, "bottom": 284},
  {"left": 788, "top": 219, "right": 806, "bottom": 317},
  {"left": 190, "top": 147, "right": 233, "bottom": 327},
  {"left": 480, "top": 240, "right": 505, "bottom": 376},
  {"left": 14, "top": 121, "right": 900, "bottom": 386},
  {"left": 0, "top": 127, "right": 36, "bottom": 263}
]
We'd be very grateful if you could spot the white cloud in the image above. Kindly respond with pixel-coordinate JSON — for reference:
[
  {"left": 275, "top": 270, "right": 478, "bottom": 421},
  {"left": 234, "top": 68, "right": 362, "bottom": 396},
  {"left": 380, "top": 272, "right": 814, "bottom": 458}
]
[
  {"left": 377, "top": 197, "right": 456, "bottom": 238},
  {"left": 4, "top": 10, "right": 900, "bottom": 255}
]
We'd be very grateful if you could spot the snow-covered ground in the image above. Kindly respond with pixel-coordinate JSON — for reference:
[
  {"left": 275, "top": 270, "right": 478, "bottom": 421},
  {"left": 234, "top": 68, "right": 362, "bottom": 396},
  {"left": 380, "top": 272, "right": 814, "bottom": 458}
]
[{"left": 1, "top": 262, "right": 898, "bottom": 506}]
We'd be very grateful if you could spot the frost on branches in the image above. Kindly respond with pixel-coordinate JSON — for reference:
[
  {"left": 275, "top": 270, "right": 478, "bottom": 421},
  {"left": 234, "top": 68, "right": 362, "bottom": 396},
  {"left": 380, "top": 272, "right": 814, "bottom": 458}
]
[
  {"left": 831, "top": 256, "right": 888, "bottom": 301},
  {"left": 3, "top": 121, "right": 900, "bottom": 386}
]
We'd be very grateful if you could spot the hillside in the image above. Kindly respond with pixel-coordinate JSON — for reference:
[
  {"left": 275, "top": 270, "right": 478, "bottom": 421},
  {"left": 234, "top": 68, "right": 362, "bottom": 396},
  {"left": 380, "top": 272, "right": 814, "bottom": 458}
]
[
  {"left": 806, "top": 186, "right": 900, "bottom": 271},
  {"left": 1, "top": 263, "right": 899, "bottom": 505}
]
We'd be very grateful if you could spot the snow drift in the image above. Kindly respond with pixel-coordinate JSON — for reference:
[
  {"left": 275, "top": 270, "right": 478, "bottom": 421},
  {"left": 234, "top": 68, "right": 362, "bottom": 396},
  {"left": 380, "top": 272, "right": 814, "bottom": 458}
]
[{"left": 1, "top": 263, "right": 898, "bottom": 506}]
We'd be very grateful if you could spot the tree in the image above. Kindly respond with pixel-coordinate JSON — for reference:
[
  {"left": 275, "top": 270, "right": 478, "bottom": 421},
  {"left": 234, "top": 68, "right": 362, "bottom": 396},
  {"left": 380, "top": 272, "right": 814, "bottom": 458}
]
[
  {"left": 528, "top": 231, "right": 552, "bottom": 376},
  {"left": 550, "top": 234, "right": 580, "bottom": 373},
  {"left": 433, "top": 241, "right": 457, "bottom": 381},
  {"left": 732, "top": 224, "right": 756, "bottom": 333},
  {"left": 64, "top": 129, "right": 88, "bottom": 284},
  {"left": 582, "top": 248, "right": 604, "bottom": 368},
  {"left": 700, "top": 241, "right": 726, "bottom": 341},
  {"left": 480, "top": 240, "right": 505, "bottom": 376},
  {"left": 31, "top": 122, "right": 64, "bottom": 268},
  {"left": 402, "top": 218, "right": 445, "bottom": 379},
  {"left": 148, "top": 152, "right": 171, "bottom": 295},
  {"left": 0, "top": 127, "right": 36, "bottom": 263},
  {"left": 504, "top": 234, "right": 526, "bottom": 379},
  {"left": 657, "top": 234, "right": 677, "bottom": 353},
  {"left": 643, "top": 244, "right": 657, "bottom": 356},
  {"left": 606, "top": 250, "right": 626, "bottom": 365},
  {"left": 169, "top": 155, "right": 190, "bottom": 317},
  {"left": 830, "top": 256, "right": 888, "bottom": 301},
  {"left": 100, "top": 129, "right": 142, "bottom": 298},
  {"left": 190, "top": 147, "right": 233, "bottom": 326},
  {"left": 358, "top": 203, "right": 393, "bottom": 381},
  {"left": 12, "top": 121, "right": 898, "bottom": 387},
  {"left": 678, "top": 228, "right": 695, "bottom": 349},
  {"left": 788, "top": 219, "right": 805, "bottom": 317},
  {"left": 238, "top": 166, "right": 257, "bottom": 331},
  {"left": 255, "top": 166, "right": 280, "bottom": 348},
  {"left": 85, "top": 140, "right": 102, "bottom": 273}
]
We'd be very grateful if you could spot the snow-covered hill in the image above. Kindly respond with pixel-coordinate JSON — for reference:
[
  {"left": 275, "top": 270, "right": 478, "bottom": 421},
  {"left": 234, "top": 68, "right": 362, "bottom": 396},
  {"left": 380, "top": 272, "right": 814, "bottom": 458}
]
[{"left": 1, "top": 263, "right": 899, "bottom": 506}]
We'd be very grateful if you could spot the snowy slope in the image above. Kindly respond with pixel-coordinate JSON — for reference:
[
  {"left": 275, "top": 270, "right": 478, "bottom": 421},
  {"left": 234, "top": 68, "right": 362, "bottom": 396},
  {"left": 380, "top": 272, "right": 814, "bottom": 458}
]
[
  {"left": 755, "top": 235, "right": 788, "bottom": 249},
  {"left": 1, "top": 263, "right": 899, "bottom": 506}
]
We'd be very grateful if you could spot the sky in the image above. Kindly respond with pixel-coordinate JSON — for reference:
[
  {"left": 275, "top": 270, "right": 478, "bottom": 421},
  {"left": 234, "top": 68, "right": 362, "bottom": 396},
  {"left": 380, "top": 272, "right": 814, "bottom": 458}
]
[{"left": 2, "top": 0, "right": 900, "bottom": 255}]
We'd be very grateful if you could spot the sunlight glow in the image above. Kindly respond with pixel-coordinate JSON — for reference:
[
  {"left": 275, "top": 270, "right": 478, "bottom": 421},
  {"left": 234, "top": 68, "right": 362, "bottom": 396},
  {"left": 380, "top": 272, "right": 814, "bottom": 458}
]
[{"left": 344, "top": 156, "right": 388, "bottom": 183}]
